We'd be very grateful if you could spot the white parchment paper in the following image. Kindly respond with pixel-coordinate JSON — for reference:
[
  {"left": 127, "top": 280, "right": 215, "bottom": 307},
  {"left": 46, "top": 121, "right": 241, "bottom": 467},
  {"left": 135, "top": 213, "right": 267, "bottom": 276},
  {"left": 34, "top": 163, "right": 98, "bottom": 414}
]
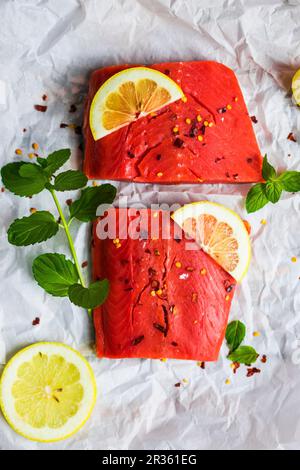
[{"left": 0, "top": 0, "right": 300, "bottom": 450}]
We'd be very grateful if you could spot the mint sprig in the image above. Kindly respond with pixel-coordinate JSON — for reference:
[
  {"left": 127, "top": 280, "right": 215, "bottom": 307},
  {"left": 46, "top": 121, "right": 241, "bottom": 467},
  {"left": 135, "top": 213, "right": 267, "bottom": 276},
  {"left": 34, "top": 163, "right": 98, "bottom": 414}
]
[
  {"left": 246, "top": 155, "right": 300, "bottom": 213},
  {"left": 225, "top": 320, "right": 259, "bottom": 365},
  {"left": 0, "top": 149, "right": 116, "bottom": 312}
]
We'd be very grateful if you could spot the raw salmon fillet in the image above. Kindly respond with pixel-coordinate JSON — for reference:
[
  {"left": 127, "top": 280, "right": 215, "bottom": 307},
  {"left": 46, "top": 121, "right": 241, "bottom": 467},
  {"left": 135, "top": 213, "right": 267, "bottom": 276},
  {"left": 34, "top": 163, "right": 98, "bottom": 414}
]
[
  {"left": 92, "top": 209, "right": 236, "bottom": 360},
  {"left": 84, "top": 61, "right": 262, "bottom": 184}
]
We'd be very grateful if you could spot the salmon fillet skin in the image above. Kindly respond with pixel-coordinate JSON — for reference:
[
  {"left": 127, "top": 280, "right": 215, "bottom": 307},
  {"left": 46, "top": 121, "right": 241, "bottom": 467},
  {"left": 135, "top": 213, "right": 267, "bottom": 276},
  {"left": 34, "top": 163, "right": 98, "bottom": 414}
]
[
  {"left": 84, "top": 61, "right": 262, "bottom": 184},
  {"left": 92, "top": 209, "right": 236, "bottom": 361}
]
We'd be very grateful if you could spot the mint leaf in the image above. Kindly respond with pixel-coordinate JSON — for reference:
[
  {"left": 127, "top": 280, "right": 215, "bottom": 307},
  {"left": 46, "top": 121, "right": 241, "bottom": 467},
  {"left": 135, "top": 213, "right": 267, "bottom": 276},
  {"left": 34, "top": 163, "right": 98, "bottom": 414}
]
[
  {"left": 43, "top": 149, "right": 71, "bottom": 176},
  {"left": 69, "top": 184, "right": 117, "bottom": 222},
  {"left": 19, "top": 163, "right": 47, "bottom": 181},
  {"left": 54, "top": 170, "right": 88, "bottom": 191},
  {"left": 8, "top": 211, "right": 59, "bottom": 246},
  {"left": 226, "top": 320, "right": 246, "bottom": 353},
  {"left": 265, "top": 180, "right": 283, "bottom": 203},
  {"left": 246, "top": 183, "right": 269, "bottom": 213},
  {"left": 1, "top": 162, "right": 47, "bottom": 197},
  {"left": 68, "top": 280, "right": 109, "bottom": 308},
  {"left": 228, "top": 346, "right": 259, "bottom": 365},
  {"left": 37, "top": 157, "right": 48, "bottom": 168},
  {"left": 262, "top": 154, "right": 276, "bottom": 180},
  {"left": 32, "top": 253, "right": 79, "bottom": 297},
  {"left": 279, "top": 171, "right": 300, "bottom": 192}
]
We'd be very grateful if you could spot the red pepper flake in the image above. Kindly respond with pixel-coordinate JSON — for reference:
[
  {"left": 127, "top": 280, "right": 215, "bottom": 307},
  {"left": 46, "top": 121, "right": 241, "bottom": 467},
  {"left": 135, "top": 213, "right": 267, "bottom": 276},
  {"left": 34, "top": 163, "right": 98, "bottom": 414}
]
[
  {"left": 132, "top": 335, "right": 144, "bottom": 346},
  {"left": 34, "top": 104, "right": 47, "bottom": 112},
  {"left": 232, "top": 362, "right": 240, "bottom": 374},
  {"left": 23, "top": 128, "right": 27, "bottom": 133},
  {"left": 217, "top": 107, "right": 227, "bottom": 114},
  {"left": 81, "top": 261, "right": 88, "bottom": 268},
  {"left": 42, "top": 94, "right": 48, "bottom": 101},
  {"left": 171, "top": 341, "right": 178, "bottom": 347},
  {"left": 1, "top": 187, "right": 5, "bottom": 193},
  {"left": 69, "top": 104, "right": 77, "bottom": 113},
  {"left": 66, "top": 199, "right": 73, "bottom": 206},
  {"left": 243, "top": 220, "right": 251, "bottom": 234},
  {"left": 261, "top": 355, "right": 267, "bottom": 363},
  {"left": 287, "top": 132, "right": 297, "bottom": 142},
  {"left": 32, "top": 317, "right": 40, "bottom": 326},
  {"left": 250, "top": 115, "right": 258, "bottom": 123},
  {"left": 246, "top": 367, "right": 261, "bottom": 378},
  {"left": 174, "top": 382, "right": 181, "bottom": 387},
  {"left": 60, "top": 123, "right": 69, "bottom": 128},
  {"left": 198, "top": 361, "right": 205, "bottom": 369}
]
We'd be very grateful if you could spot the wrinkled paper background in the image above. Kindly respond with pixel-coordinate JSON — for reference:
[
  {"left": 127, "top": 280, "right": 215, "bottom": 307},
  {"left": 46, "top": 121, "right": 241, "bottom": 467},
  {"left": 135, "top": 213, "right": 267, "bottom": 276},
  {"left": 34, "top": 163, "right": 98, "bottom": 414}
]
[{"left": 0, "top": 0, "right": 300, "bottom": 450}]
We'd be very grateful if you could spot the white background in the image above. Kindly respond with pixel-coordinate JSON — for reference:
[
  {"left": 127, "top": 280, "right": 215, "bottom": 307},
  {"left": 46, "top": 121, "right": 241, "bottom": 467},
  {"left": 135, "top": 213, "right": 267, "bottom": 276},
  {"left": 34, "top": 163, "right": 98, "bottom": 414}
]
[{"left": 0, "top": 0, "right": 300, "bottom": 450}]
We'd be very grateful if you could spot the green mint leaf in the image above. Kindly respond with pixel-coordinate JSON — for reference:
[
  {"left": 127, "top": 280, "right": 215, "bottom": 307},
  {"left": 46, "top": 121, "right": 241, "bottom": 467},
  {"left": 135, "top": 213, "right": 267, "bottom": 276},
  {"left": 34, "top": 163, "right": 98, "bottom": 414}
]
[
  {"left": 19, "top": 163, "right": 48, "bottom": 181},
  {"left": 262, "top": 154, "right": 276, "bottom": 180},
  {"left": 69, "top": 184, "right": 117, "bottom": 222},
  {"left": 7, "top": 211, "right": 59, "bottom": 246},
  {"left": 279, "top": 171, "right": 300, "bottom": 192},
  {"left": 37, "top": 157, "right": 48, "bottom": 168},
  {"left": 1, "top": 162, "right": 47, "bottom": 197},
  {"left": 265, "top": 180, "right": 283, "bottom": 203},
  {"left": 246, "top": 183, "right": 269, "bottom": 213},
  {"left": 68, "top": 279, "right": 109, "bottom": 309},
  {"left": 32, "top": 253, "right": 79, "bottom": 297},
  {"left": 43, "top": 149, "right": 71, "bottom": 176},
  {"left": 54, "top": 170, "right": 88, "bottom": 192},
  {"left": 225, "top": 320, "right": 246, "bottom": 353},
  {"left": 228, "top": 346, "right": 259, "bottom": 365}
]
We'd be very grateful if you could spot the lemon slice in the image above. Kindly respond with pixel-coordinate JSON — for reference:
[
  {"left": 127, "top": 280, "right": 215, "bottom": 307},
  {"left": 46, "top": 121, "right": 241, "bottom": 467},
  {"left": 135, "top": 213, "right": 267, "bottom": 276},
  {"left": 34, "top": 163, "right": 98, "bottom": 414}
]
[
  {"left": 90, "top": 67, "right": 184, "bottom": 140},
  {"left": 172, "top": 201, "right": 251, "bottom": 282},
  {"left": 0, "top": 342, "right": 96, "bottom": 442},
  {"left": 292, "top": 69, "right": 300, "bottom": 105}
]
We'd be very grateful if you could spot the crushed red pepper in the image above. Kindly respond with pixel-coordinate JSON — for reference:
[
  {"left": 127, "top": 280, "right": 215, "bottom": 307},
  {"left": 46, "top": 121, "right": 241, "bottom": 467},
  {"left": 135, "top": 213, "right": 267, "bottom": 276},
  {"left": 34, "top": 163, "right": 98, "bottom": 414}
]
[
  {"left": 232, "top": 362, "right": 240, "bottom": 374},
  {"left": 81, "top": 261, "right": 88, "bottom": 268},
  {"left": 287, "top": 132, "right": 297, "bottom": 142},
  {"left": 246, "top": 367, "right": 261, "bottom": 377},
  {"left": 174, "top": 382, "right": 181, "bottom": 387},
  {"left": 250, "top": 115, "right": 258, "bottom": 123},
  {"left": 69, "top": 104, "right": 77, "bottom": 113},
  {"left": 66, "top": 199, "right": 73, "bottom": 206},
  {"left": 32, "top": 317, "right": 40, "bottom": 326},
  {"left": 132, "top": 335, "right": 144, "bottom": 346},
  {"left": 261, "top": 355, "right": 267, "bottom": 363},
  {"left": 60, "top": 123, "right": 69, "bottom": 128},
  {"left": 34, "top": 104, "right": 47, "bottom": 112}
]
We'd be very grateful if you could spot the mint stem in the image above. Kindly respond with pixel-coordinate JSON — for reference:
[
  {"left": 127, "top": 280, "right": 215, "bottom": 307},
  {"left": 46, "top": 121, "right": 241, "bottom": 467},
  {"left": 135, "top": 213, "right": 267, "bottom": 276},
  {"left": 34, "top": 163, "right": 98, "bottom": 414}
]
[{"left": 49, "top": 188, "right": 92, "bottom": 317}]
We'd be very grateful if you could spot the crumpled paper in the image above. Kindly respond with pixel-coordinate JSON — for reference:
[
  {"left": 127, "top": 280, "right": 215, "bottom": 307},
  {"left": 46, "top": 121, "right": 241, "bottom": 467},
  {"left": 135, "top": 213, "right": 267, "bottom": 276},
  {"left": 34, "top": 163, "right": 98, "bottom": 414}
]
[{"left": 0, "top": 0, "right": 300, "bottom": 450}]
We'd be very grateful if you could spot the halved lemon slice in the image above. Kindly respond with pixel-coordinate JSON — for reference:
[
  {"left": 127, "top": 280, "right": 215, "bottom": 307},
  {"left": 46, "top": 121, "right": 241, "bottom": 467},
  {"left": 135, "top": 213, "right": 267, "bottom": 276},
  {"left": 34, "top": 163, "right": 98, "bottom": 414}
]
[
  {"left": 292, "top": 69, "right": 300, "bottom": 105},
  {"left": 90, "top": 67, "right": 184, "bottom": 140},
  {"left": 0, "top": 342, "right": 96, "bottom": 442},
  {"left": 172, "top": 201, "right": 251, "bottom": 282}
]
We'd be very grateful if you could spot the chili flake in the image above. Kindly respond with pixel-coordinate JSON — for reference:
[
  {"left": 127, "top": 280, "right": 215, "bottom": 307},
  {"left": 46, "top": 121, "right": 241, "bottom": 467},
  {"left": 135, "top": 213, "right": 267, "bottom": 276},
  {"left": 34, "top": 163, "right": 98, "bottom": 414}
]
[
  {"left": 197, "top": 361, "right": 205, "bottom": 369},
  {"left": 231, "top": 362, "right": 240, "bottom": 374},
  {"left": 260, "top": 219, "right": 267, "bottom": 225},
  {"left": 204, "top": 120, "right": 209, "bottom": 127},
  {"left": 253, "top": 331, "right": 260, "bottom": 337},
  {"left": 34, "top": 104, "right": 47, "bottom": 112},
  {"left": 185, "top": 118, "right": 192, "bottom": 124},
  {"left": 225, "top": 378, "right": 231, "bottom": 385},
  {"left": 132, "top": 335, "right": 144, "bottom": 346},
  {"left": 250, "top": 115, "right": 258, "bottom": 123},
  {"left": 196, "top": 115, "right": 202, "bottom": 122},
  {"left": 81, "top": 261, "right": 88, "bottom": 268},
  {"left": 66, "top": 199, "right": 73, "bottom": 206},
  {"left": 174, "top": 382, "right": 181, "bottom": 387},
  {"left": 291, "top": 257, "right": 297, "bottom": 263},
  {"left": 172, "top": 126, "right": 179, "bottom": 134},
  {"left": 226, "top": 104, "right": 232, "bottom": 110},
  {"left": 30, "top": 208, "right": 37, "bottom": 214},
  {"left": 32, "top": 317, "right": 40, "bottom": 326},
  {"left": 197, "top": 135, "right": 204, "bottom": 142},
  {"left": 261, "top": 355, "right": 267, "bottom": 363},
  {"left": 287, "top": 132, "right": 297, "bottom": 142},
  {"left": 200, "top": 268, "right": 207, "bottom": 276},
  {"left": 32, "top": 143, "right": 39, "bottom": 151},
  {"left": 15, "top": 148, "right": 22, "bottom": 155},
  {"left": 246, "top": 367, "right": 261, "bottom": 378},
  {"left": 175, "top": 261, "right": 182, "bottom": 268}
]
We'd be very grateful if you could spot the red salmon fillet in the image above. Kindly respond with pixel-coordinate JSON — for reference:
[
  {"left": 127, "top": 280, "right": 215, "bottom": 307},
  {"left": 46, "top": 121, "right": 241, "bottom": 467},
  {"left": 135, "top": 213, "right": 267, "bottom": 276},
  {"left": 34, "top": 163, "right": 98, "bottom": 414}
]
[
  {"left": 92, "top": 209, "right": 236, "bottom": 360},
  {"left": 84, "top": 61, "right": 262, "bottom": 184}
]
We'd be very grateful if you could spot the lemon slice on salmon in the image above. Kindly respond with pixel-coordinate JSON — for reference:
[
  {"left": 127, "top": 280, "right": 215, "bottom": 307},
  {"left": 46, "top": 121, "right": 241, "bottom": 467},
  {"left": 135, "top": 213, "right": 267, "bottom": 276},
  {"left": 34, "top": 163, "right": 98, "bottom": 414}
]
[
  {"left": 90, "top": 67, "right": 184, "bottom": 140},
  {"left": 0, "top": 342, "right": 96, "bottom": 442},
  {"left": 172, "top": 201, "right": 251, "bottom": 282},
  {"left": 292, "top": 69, "right": 300, "bottom": 105}
]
